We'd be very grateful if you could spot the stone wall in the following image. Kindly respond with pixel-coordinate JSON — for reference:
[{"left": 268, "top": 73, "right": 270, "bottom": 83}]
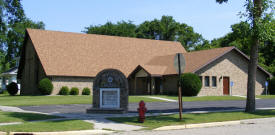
[
  {"left": 88, "top": 69, "right": 128, "bottom": 113},
  {"left": 196, "top": 50, "right": 268, "bottom": 96},
  {"left": 51, "top": 76, "right": 94, "bottom": 95}
]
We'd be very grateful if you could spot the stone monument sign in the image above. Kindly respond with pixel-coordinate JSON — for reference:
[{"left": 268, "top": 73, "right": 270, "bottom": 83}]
[{"left": 87, "top": 69, "right": 129, "bottom": 113}]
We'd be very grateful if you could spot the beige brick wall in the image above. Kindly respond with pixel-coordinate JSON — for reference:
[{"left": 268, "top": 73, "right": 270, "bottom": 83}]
[
  {"left": 51, "top": 76, "right": 94, "bottom": 95},
  {"left": 196, "top": 50, "right": 268, "bottom": 96}
]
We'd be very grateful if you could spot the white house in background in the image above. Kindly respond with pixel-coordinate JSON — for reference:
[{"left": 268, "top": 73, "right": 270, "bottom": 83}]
[
  {"left": 0, "top": 57, "right": 20, "bottom": 91},
  {"left": 1, "top": 67, "right": 18, "bottom": 90}
]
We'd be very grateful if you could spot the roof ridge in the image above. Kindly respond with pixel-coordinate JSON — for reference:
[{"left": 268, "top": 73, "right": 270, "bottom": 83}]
[
  {"left": 26, "top": 28, "right": 182, "bottom": 44},
  {"left": 187, "top": 46, "right": 235, "bottom": 54}
]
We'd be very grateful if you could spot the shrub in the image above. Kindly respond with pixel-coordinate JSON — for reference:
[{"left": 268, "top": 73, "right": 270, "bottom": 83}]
[
  {"left": 82, "top": 87, "right": 91, "bottom": 95},
  {"left": 38, "top": 78, "right": 53, "bottom": 95},
  {"left": 59, "top": 86, "right": 69, "bottom": 95},
  {"left": 268, "top": 77, "right": 275, "bottom": 95},
  {"left": 180, "top": 73, "right": 202, "bottom": 96},
  {"left": 7, "top": 82, "right": 18, "bottom": 96},
  {"left": 70, "top": 87, "right": 79, "bottom": 95}
]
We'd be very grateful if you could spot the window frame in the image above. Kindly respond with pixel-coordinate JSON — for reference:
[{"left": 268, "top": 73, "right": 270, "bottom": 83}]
[
  {"left": 212, "top": 76, "right": 217, "bottom": 87},
  {"left": 204, "top": 76, "right": 210, "bottom": 87}
]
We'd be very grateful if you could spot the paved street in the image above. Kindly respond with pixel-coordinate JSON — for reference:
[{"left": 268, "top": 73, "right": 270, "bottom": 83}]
[
  {"left": 19, "top": 99, "right": 275, "bottom": 114},
  {"left": 112, "top": 117, "right": 275, "bottom": 135}
]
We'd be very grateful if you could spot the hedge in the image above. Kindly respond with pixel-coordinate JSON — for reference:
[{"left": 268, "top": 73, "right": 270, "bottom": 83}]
[
  {"left": 7, "top": 82, "right": 18, "bottom": 96},
  {"left": 38, "top": 78, "right": 53, "bottom": 95},
  {"left": 180, "top": 73, "right": 202, "bottom": 96}
]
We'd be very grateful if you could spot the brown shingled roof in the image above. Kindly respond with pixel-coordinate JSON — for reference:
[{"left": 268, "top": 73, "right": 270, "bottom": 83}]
[
  {"left": 184, "top": 46, "right": 234, "bottom": 73},
  {"left": 25, "top": 29, "right": 186, "bottom": 77},
  {"left": 138, "top": 47, "right": 234, "bottom": 75},
  {"left": 137, "top": 46, "right": 271, "bottom": 77}
]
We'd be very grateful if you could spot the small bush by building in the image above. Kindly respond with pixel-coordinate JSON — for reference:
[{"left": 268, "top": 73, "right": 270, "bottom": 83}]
[
  {"left": 180, "top": 73, "right": 202, "bottom": 96},
  {"left": 82, "top": 87, "right": 91, "bottom": 95},
  {"left": 38, "top": 78, "right": 53, "bottom": 95},
  {"left": 268, "top": 77, "right": 275, "bottom": 95},
  {"left": 7, "top": 82, "right": 19, "bottom": 96},
  {"left": 59, "top": 86, "right": 70, "bottom": 95},
  {"left": 70, "top": 87, "right": 79, "bottom": 95}
]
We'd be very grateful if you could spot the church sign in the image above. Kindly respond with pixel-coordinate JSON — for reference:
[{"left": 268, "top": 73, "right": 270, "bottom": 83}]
[{"left": 87, "top": 69, "right": 128, "bottom": 113}]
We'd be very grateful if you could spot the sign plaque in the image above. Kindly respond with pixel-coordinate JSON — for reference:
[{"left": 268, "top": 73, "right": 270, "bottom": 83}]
[{"left": 87, "top": 69, "right": 128, "bottom": 114}]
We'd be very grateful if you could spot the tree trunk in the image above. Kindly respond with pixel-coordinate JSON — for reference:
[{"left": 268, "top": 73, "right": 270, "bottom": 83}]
[{"left": 245, "top": 0, "right": 262, "bottom": 113}]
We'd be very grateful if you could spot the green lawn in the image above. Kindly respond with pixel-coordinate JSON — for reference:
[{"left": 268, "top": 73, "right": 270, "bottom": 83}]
[
  {"left": 256, "top": 95, "right": 275, "bottom": 99},
  {"left": 0, "top": 119, "right": 93, "bottom": 132},
  {"left": 0, "top": 95, "right": 162, "bottom": 106},
  {"left": 0, "top": 111, "right": 61, "bottom": 123},
  {"left": 150, "top": 95, "right": 245, "bottom": 102},
  {"left": 107, "top": 110, "right": 275, "bottom": 130},
  {"left": 0, "top": 95, "right": 93, "bottom": 106}
]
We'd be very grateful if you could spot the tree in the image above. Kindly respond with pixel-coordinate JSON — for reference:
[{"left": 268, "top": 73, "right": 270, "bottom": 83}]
[
  {"left": 216, "top": 0, "right": 274, "bottom": 112},
  {"left": 84, "top": 21, "right": 136, "bottom": 37},
  {"left": 0, "top": 0, "right": 45, "bottom": 72},
  {"left": 195, "top": 18, "right": 274, "bottom": 76},
  {"left": 84, "top": 16, "right": 204, "bottom": 51}
]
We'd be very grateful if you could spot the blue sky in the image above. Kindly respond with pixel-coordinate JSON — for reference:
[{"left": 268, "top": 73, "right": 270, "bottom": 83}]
[{"left": 22, "top": 0, "right": 246, "bottom": 40}]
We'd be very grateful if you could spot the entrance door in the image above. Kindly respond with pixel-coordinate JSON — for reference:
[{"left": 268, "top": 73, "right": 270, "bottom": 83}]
[
  {"left": 223, "top": 77, "right": 230, "bottom": 95},
  {"left": 155, "top": 78, "right": 161, "bottom": 94}
]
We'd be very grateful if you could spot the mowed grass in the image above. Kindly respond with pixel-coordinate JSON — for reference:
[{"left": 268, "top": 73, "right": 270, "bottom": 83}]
[
  {"left": 256, "top": 95, "right": 275, "bottom": 99},
  {"left": 0, "top": 95, "right": 92, "bottom": 106},
  {"left": 0, "top": 119, "right": 93, "bottom": 132},
  {"left": 0, "top": 95, "right": 162, "bottom": 106},
  {"left": 152, "top": 95, "right": 245, "bottom": 102},
  {"left": 107, "top": 110, "right": 275, "bottom": 130},
  {"left": 0, "top": 111, "right": 61, "bottom": 123}
]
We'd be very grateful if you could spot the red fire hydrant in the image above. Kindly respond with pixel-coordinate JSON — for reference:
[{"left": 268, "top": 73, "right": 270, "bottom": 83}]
[{"left": 137, "top": 100, "right": 147, "bottom": 123}]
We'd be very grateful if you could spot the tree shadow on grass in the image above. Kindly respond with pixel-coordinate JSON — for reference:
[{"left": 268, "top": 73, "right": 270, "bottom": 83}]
[
  {"left": 4, "top": 112, "right": 61, "bottom": 121},
  {"left": 246, "top": 110, "right": 275, "bottom": 116}
]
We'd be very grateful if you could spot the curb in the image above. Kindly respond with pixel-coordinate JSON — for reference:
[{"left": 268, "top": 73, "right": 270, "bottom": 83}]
[
  {"left": 154, "top": 120, "right": 240, "bottom": 131},
  {"left": 9, "top": 130, "right": 114, "bottom": 135}
]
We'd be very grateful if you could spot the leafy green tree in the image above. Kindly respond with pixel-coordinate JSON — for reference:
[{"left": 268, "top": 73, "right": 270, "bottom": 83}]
[
  {"left": 195, "top": 19, "right": 275, "bottom": 76},
  {"left": 6, "top": 19, "right": 44, "bottom": 67},
  {"left": 216, "top": 0, "right": 274, "bottom": 112},
  {"left": 0, "top": 0, "right": 45, "bottom": 72},
  {"left": 84, "top": 16, "right": 204, "bottom": 51},
  {"left": 84, "top": 21, "right": 136, "bottom": 37}
]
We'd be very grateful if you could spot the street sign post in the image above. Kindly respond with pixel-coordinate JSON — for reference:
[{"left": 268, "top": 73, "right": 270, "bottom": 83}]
[
  {"left": 230, "top": 81, "right": 234, "bottom": 96},
  {"left": 265, "top": 81, "right": 268, "bottom": 95},
  {"left": 174, "top": 53, "right": 186, "bottom": 120}
]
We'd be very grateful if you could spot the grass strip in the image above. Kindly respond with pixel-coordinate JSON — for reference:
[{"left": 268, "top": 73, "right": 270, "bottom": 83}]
[
  {"left": 0, "top": 119, "right": 93, "bottom": 132},
  {"left": 0, "top": 95, "right": 162, "bottom": 106},
  {"left": 107, "top": 110, "right": 275, "bottom": 130},
  {"left": 256, "top": 95, "right": 275, "bottom": 99},
  {"left": 152, "top": 95, "right": 245, "bottom": 102}
]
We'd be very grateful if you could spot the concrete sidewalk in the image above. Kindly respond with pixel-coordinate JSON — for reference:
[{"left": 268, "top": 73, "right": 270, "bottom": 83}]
[
  {"left": 154, "top": 117, "right": 275, "bottom": 131},
  {"left": 144, "top": 96, "right": 177, "bottom": 102},
  {"left": 9, "top": 130, "right": 114, "bottom": 135}
]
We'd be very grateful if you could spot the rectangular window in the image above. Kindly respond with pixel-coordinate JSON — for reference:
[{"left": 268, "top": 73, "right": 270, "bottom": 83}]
[
  {"left": 205, "top": 76, "right": 210, "bottom": 87},
  {"left": 212, "top": 76, "right": 217, "bottom": 87}
]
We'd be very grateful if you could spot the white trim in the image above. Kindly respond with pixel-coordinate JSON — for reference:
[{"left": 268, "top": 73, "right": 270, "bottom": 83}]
[{"left": 100, "top": 88, "right": 120, "bottom": 109}]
